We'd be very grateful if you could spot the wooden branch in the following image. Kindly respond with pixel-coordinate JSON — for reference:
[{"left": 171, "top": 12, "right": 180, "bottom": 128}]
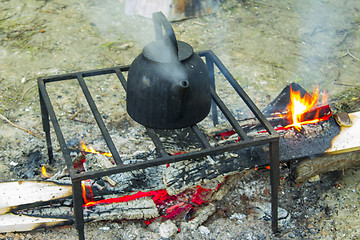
[
  {"left": 0, "top": 113, "right": 42, "bottom": 139},
  {"left": 69, "top": 108, "right": 85, "bottom": 120}
]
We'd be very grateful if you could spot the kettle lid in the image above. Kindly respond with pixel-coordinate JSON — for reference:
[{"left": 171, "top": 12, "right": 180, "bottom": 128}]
[{"left": 143, "top": 40, "right": 193, "bottom": 63}]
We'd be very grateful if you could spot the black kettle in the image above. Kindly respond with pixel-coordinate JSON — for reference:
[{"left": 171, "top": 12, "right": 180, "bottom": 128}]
[{"left": 126, "top": 12, "right": 211, "bottom": 129}]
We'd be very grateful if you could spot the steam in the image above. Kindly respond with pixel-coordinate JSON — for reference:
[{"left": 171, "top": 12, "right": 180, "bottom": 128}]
[
  {"left": 124, "top": 0, "right": 172, "bottom": 19},
  {"left": 83, "top": 0, "right": 155, "bottom": 47},
  {"left": 83, "top": 1, "right": 190, "bottom": 85}
]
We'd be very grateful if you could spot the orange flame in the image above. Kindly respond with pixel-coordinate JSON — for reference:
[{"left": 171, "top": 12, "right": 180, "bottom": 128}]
[
  {"left": 81, "top": 180, "right": 94, "bottom": 204},
  {"left": 81, "top": 141, "right": 112, "bottom": 157},
  {"left": 284, "top": 86, "right": 330, "bottom": 131},
  {"left": 41, "top": 165, "right": 52, "bottom": 178}
]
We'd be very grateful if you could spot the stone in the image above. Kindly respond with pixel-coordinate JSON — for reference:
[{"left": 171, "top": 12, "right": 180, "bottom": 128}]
[
  {"left": 251, "top": 202, "right": 291, "bottom": 228},
  {"left": 230, "top": 212, "right": 247, "bottom": 222},
  {"left": 159, "top": 220, "right": 178, "bottom": 239},
  {"left": 198, "top": 225, "right": 210, "bottom": 235},
  {"left": 334, "top": 112, "right": 352, "bottom": 127},
  {"left": 308, "top": 175, "right": 320, "bottom": 182}
]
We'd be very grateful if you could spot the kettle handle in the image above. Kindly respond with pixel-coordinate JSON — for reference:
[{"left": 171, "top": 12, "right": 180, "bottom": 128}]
[{"left": 152, "top": 12, "right": 179, "bottom": 55}]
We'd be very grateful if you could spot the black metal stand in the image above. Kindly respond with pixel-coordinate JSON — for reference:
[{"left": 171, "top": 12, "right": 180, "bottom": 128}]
[{"left": 38, "top": 50, "right": 280, "bottom": 239}]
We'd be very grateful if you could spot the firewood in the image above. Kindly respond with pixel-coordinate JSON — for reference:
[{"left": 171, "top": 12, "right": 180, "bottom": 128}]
[
  {"left": 295, "top": 111, "right": 360, "bottom": 182},
  {"left": 180, "top": 203, "right": 216, "bottom": 230},
  {"left": 2, "top": 111, "right": 360, "bottom": 233},
  {"left": 295, "top": 148, "right": 360, "bottom": 183},
  {"left": 0, "top": 198, "right": 158, "bottom": 233},
  {"left": 0, "top": 181, "right": 72, "bottom": 215},
  {"left": 84, "top": 154, "right": 117, "bottom": 187},
  {"left": 326, "top": 111, "right": 360, "bottom": 152},
  {"left": 0, "top": 213, "right": 71, "bottom": 233},
  {"left": 163, "top": 146, "right": 268, "bottom": 195}
]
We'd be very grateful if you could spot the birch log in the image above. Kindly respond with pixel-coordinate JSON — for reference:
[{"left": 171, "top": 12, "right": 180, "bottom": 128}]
[{"left": 296, "top": 112, "right": 360, "bottom": 183}]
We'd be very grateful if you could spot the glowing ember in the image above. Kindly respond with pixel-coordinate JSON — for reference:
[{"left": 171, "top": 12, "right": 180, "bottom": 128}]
[
  {"left": 41, "top": 165, "right": 52, "bottom": 178},
  {"left": 81, "top": 141, "right": 112, "bottom": 157},
  {"left": 191, "top": 186, "right": 211, "bottom": 205},
  {"left": 82, "top": 186, "right": 214, "bottom": 220},
  {"left": 254, "top": 166, "right": 270, "bottom": 170},
  {"left": 284, "top": 85, "right": 332, "bottom": 131},
  {"left": 81, "top": 180, "right": 94, "bottom": 204}
]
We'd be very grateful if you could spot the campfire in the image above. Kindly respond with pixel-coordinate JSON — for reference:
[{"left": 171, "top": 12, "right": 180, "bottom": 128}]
[
  {"left": 32, "top": 47, "right": 281, "bottom": 240},
  {"left": 1, "top": 78, "right": 359, "bottom": 239},
  {"left": 282, "top": 85, "right": 331, "bottom": 130},
  {"left": 2, "top": 11, "right": 359, "bottom": 240}
]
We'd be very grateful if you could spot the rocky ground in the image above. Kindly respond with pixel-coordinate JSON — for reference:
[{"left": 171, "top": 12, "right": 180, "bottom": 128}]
[{"left": 1, "top": 0, "right": 360, "bottom": 239}]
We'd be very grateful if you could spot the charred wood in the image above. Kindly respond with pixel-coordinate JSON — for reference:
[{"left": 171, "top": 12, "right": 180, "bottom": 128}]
[{"left": 0, "top": 198, "right": 158, "bottom": 233}]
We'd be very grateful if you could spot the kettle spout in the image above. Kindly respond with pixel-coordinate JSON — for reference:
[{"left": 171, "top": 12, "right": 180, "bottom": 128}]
[{"left": 171, "top": 80, "right": 189, "bottom": 95}]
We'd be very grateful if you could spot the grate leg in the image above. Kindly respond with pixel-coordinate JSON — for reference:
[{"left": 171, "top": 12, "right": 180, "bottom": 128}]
[
  {"left": 269, "top": 140, "right": 280, "bottom": 233},
  {"left": 39, "top": 87, "right": 54, "bottom": 164},
  {"left": 205, "top": 55, "right": 219, "bottom": 126},
  {"left": 72, "top": 180, "right": 85, "bottom": 240}
]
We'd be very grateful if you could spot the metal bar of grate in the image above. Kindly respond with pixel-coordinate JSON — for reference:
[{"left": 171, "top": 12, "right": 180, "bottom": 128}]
[
  {"left": 190, "top": 125, "right": 211, "bottom": 148},
  {"left": 205, "top": 51, "right": 277, "bottom": 135},
  {"left": 115, "top": 67, "right": 128, "bottom": 90},
  {"left": 72, "top": 180, "right": 85, "bottom": 240},
  {"left": 41, "top": 66, "right": 130, "bottom": 84},
  {"left": 270, "top": 141, "right": 280, "bottom": 233},
  {"left": 146, "top": 127, "right": 168, "bottom": 157},
  {"left": 76, "top": 74, "right": 123, "bottom": 166},
  {"left": 210, "top": 87, "right": 250, "bottom": 141}
]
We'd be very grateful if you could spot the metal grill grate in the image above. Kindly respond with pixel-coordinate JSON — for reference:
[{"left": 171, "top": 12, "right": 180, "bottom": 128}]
[{"left": 38, "top": 50, "right": 280, "bottom": 240}]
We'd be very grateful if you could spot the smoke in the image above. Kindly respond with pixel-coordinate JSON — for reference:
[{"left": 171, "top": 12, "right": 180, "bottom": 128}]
[{"left": 295, "top": 1, "right": 351, "bottom": 88}]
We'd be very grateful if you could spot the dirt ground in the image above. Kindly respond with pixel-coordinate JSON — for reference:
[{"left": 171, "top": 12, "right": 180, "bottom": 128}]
[{"left": 1, "top": 0, "right": 360, "bottom": 239}]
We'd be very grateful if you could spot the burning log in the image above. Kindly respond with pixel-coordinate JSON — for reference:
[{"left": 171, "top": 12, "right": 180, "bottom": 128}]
[
  {"left": 295, "top": 111, "right": 360, "bottom": 183},
  {"left": 163, "top": 148, "right": 268, "bottom": 195},
  {"left": 0, "top": 197, "right": 158, "bottom": 233},
  {"left": 205, "top": 82, "right": 360, "bottom": 183},
  {"left": 0, "top": 174, "right": 228, "bottom": 233}
]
